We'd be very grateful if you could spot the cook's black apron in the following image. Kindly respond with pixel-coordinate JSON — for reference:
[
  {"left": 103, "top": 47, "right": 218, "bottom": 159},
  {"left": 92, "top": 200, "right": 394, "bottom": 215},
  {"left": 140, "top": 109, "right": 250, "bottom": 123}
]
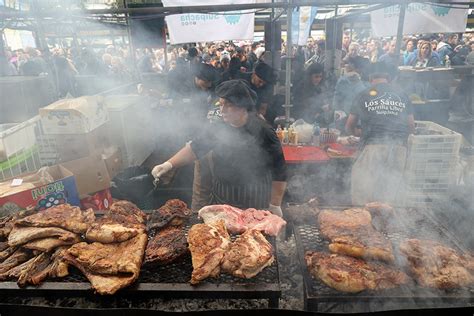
[{"left": 210, "top": 172, "right": 272, "bottom": 210}]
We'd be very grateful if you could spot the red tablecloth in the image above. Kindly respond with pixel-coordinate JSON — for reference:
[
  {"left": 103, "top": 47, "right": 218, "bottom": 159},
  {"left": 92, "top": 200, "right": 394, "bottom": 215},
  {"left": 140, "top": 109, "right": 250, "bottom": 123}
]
[{"left": 282, "top": 144, "right": 357, "bottom": 164}]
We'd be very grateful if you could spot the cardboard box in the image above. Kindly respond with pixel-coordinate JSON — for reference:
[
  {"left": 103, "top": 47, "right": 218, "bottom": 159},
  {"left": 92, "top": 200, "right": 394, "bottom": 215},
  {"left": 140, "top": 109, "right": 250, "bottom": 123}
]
[
  {"left": 39, "top": 124, "right": 110, "bottom": 163},
  {"left": 80, "top": 188, "right": 112, "bottom": 210},
  {"left": 0, "top": 165, "right": 80, "bottom": 214},
  {"left": 62, "top": 153, "right": 111, "bottom": 197},
  {"left": 102, "top": 147, "right": 123, "bottom": 179},
  {"left": 39, "top": 96, "right": 108, "bottom": 135}
]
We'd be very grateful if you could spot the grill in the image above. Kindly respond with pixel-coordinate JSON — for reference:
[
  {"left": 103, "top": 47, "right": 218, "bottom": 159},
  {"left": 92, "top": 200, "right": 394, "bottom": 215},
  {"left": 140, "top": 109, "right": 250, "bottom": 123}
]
[
  {"left": 292, "top": 206, "right": 474, "bottom": 312},
  {"left": 0, "top": 216, "right": 281, "bottom": 308}
]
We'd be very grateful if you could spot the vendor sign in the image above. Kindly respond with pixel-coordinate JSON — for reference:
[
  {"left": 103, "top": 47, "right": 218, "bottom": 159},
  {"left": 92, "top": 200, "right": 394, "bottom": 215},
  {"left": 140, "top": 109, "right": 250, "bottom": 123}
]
[
  {"left": 370, "top": 1, "right": 469, "bottom": 37},
  {"left": 162, "top": 0, "right": 255, "bottom": 44},
  {"left": 0, "top": 165, "right": 80, "bottom": 215}
]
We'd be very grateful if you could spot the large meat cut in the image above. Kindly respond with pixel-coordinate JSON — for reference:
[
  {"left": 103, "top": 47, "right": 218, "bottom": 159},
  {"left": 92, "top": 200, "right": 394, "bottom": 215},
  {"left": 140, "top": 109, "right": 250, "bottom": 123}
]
[
  {"left": 400, "top": 239, "right": 474, "bottom": 289},
  {"left": 305, "top": 251, "right": 409, "bottom": 293},
  {"left": 318, "top": 208, "right": 394, "bottom": 262},
  {"left": 187, "top": 220, "right": 231, "bottom": 284},
  {"left": 23, "top": 236, "right": 81, "bottom": 252},
  {"left": 147, "top": 199, "right": 192, "bottom": 231},
  {"left": 63, "top": 233, "right": 147, "bottom": 295},
  {"left": 8, "top": 226, "right": 79, "bottom": 247},
  {"left": 198, "top": 204, "right": 286, "bottom": 236},
  {"left": 14, "top": 204, "right": 95, "bottom": 234},
  {"left": 145, "top": 226, "right": 188, "bottom": 266},
  {"left": 221, "top": 229, "right": 274, "bottom": 279},
  {"left": 85, "top": 200, "right": 146, "bottom": 244}
]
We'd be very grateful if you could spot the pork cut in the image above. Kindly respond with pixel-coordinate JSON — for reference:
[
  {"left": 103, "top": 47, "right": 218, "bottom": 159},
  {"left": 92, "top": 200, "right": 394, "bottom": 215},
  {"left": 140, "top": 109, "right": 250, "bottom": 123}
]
[
  {"left": 0, "top": 248, "right": 32, "bottom": 274},
  {"left": 15, "top": 204, "right": 95, "bottom": 234},
  {"left": 23, "top": 236, "right": 82, "bottom": 252},
  {"left": 62, "top": 233, "right": 147, "bottom": 295},
  {"left": 145, "top": 226, "right": 188, "bottom": 266},
  {"left": 8, "top": 226, "right": 79, "bottom": 247},
  {"left": 198, "top": 204, "right": 286, "bottom": 236},
  {"left": 305, "top": 251, "right": 410, "bottom": 293},
  {"left": 400, "top": 239, "right": 474, "bottom": 289},
  {"left": 0, "top": 209, "right": 36, "bottom": 239},
  {"left": 221, "top": 229, "right": 274, "bottom": 279},
  {"left": 109, "top": 200, "right": 147, "bottom": 224},
  {"left": 318, "top": 208, "right": 372, "bottom": 240},
  {"left": 147, "top": 199, "right": 192, "bottom": 231},
  {"left": 188, "top": 220, "right": 231, "bottom": 284}
]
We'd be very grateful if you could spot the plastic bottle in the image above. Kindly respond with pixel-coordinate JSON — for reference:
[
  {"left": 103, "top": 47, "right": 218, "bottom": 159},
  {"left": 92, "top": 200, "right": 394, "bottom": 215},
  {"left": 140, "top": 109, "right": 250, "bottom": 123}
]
[
  {"left": 282, "top": 127, "right": 289, "bottom": 145},
  {"left": 276, "top": 125, "right": 284, "bottom": 143},
  {"left": 445, "top": 55, "right": 451, "bottom": 68}
]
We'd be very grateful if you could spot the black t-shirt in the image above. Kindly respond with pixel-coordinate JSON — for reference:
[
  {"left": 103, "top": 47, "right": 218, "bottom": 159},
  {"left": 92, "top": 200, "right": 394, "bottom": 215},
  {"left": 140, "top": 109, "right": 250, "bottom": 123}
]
[
  {"left": 190, "top": 114, "right": 287, "bottom": 185},
  {"left": 350, "top": 82, "right": 413, "bottom": 145},
  {"left": 239, "top": 72, "right": 273, "bottom": 111}
]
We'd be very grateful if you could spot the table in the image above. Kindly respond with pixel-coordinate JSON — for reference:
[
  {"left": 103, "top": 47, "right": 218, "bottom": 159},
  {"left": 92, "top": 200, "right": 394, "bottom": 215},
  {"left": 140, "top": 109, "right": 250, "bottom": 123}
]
[{"left": 282, "top": 143, "right": 357, "bottom": 164}]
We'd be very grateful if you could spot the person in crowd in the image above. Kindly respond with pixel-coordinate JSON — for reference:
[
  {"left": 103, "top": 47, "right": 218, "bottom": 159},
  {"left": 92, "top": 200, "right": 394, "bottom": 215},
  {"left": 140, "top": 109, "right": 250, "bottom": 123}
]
[
  {"left": 466, "top": 41, "right": 474, "bottom": 65},
  {"left": 437, "top": 33, "right": 458, "bottom": 65},
  {"left": 102, "top": 53, "right": 113, "bottom": 70},
  {"left": 152, "top": 79, "right": 287, "bottom": 216},
  {"left": 304, "top": 37, "right": 317, "bottom": 61},
  {"left": 51, "top": 48, "right": 78, "bottom": 97},
  {"left": 234, "top": 47, "right": 251, "bottom": 71},
  {"left": 239, "top": 62, "right": 277, "bottom": 121},
  {"left": 220, "top": 53, "right": 230, "bottom": 71},
  {"left": 221, "top": 56, "right": 243, "bottom": 82},
  {"left": 342, "top": 31, "right": 351, "bottom": 58},
  {"left": 333, "top": 56, "right": 369, "bottom": 117},
  {"left": 366, "top": 38, "right": 383, "bottom": 63},
  {"left": 77, "top": 48, "right": 108, "bottom": 75},
  {"left": 247, "top": 42, "right": 259, "bottom": 70},
  {"left": 408, "top": 40, "right": 441, "bottom": 67},
  {"left": 20, "top": 47, "right": 48, "bottom": 76},
  {"left": 292, "top": 63, "right": 331, "bottom": 122},
  {"left": 346, "top": 62, "right": 414, "bottom": 205},
  {"left": 431, "top": 40, "right": 438, "bottom": 52},
  {"left": 403, "top": 38, "right": 417, "bottom": 65},
  {"left": 0, "top": 54, "right": 18, "bottom": 76},
  {"left": 378, "top": 40, "right": 401, "bottom": 68}
]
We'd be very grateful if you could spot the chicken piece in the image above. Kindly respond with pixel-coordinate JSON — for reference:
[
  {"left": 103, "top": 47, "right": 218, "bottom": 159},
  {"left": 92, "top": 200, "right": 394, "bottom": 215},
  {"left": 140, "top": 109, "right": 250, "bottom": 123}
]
[
  {"left": 66, "top": 233, "right": 147, "bottom": 275},
  {"left": 62, "top": 233, "right": 147, "bottom": 295},
  {"left": 22, "top": 236, "right": 82, "bottom": 253},
  {"left": 147, "top": 199, "right": 192, "bottom": 231},
  {"left": 8, "top": 226, "right": 79, "bottom": 247},
  {"left": 187, "top": 220, "right": 231, "bottom": 284},
  {"left": 305, "top": 251, "right": 410, "bottom": 293},
  {"left": 221, "top": 229, "right": 274, "bottom": 279},
  {"left": 145, "top": 226, "right": 188, "bottom": 266},
  {"left": 15, "top": 204, "right": 95, "bottom": 234},
  {"left": 109, "top": 200, "right": 147, "bottom": 225},
  {"left": 318, "top": 208, "right": 372, "bottom": 240},
  {"left": 400, "top": 239, "right": 474, "bottom": 289}
]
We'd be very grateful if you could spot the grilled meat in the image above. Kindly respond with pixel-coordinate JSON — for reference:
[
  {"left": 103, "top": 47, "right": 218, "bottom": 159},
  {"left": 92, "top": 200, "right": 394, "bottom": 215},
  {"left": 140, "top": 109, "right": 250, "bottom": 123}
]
[
  {"left": 23, "top": 236, "right": 82, "bottom": 253},
  {"left": 318, "top": 208, "right": 394, "bottom": 262},
  {"left": 399, "top": 239, "right": 474, "bottom": 289},
  {"left": 86, "top": 217, "right": 144, "bottom": 244},
  {"left": 147, "top": 199, "right": 192, "bottom": 231},
  {"left": 318, "top": 208, "right": 372, "bottom": 240},
  {"left": 364, "top": 202, "right": 394, "bottom": 231},
  {"left": 221, "top": 229, "right": 274, "bottom": 279},
  {"left": 0, "top": 241, "right": 9, "bottom": 252},
  {"left": 188, "top": 220, "right": 231, "bottom": 284},
  {"left": 0, "top": 208, "right": 36, "bottom": 239},
  {"left": 198, "top": 204, "right": 287, "bottom": 236},
  {"left": 0, "top": 257, "right": 36, "bottom": 281},
  {"left": 63, "top": 233, "right": 147, "bottom": 295},
  {"left": 15, "top": 204, "right": 95, "bottom": 234},
  {"left": 109, "top": 200, "right": 147, "bottom": 224},
  {"left": 305, "top": 251, "right": 410, "bottom": 293},
  {"left": 66, "top": 233, "right": 147, "bottom": 275},
  {"left": 17, "top": 252, "right": 52, "bottom": 287},
  {"left": 145, "top": 226, "right": 188, "bottom": 266},
  {"left": 0, "top": 246, "right": 18, "bottom": 262},
  {"left": 8, "top": 226, "right": 79, "bottom": 247},
  {"left": 0, "top": 248, "right": 32, "bottom": 274}
]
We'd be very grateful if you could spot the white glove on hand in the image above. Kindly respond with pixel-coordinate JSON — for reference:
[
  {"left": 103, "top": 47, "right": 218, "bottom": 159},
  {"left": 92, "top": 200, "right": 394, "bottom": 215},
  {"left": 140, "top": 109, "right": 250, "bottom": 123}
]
[
  {"left": 268, "top": 204, "right": 283, "bottom": 217},
  {"left": 152, "top": 161, "right": 173, "bottom": 180}
]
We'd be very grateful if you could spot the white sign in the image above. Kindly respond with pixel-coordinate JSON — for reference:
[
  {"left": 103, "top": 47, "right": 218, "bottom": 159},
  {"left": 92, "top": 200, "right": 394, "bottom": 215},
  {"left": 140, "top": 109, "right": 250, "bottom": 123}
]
[
  {"left": 370, "top": 2, "right": 469, "bottom": 37},
  {"left": 162, "top": 0, "right": 255, "bottom": 44}
]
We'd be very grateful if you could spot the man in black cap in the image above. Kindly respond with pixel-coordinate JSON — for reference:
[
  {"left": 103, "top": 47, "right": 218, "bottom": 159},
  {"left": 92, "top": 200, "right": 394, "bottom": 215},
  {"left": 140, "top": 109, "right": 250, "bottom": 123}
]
[
  {"left": 239, "top": 62, "right": 277, "bottom": 120},
  {"left": 346, "top": 62, "right": 415, "bottom": 205},
  {"left": 152, "top": 79, "right": 287, "bottom": 216}
]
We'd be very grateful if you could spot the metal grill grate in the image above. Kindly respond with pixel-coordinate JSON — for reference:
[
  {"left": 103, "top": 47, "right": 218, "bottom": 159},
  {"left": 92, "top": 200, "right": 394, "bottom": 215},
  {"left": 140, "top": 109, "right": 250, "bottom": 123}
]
[{"left": 293, "top": 207, "right": 474, "bottom": 310}]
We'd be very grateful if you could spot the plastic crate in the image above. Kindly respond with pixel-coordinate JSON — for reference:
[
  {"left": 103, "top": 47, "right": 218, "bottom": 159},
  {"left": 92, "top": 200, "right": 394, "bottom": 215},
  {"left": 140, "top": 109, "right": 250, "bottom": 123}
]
[
  {"left": 0, "top": 146, "right": 41, "bottom": 181},
  {"left": 407, "top": 121, "right": 462, "bottom": 156},
  {"left": 405, "top": 156, "right": 458, "bottom": 174}
]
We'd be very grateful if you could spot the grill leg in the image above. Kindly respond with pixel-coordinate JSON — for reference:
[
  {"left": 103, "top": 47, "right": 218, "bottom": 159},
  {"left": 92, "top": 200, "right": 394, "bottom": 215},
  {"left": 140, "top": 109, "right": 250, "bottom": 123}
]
[{"left": 268, "top": 297, "right": 279, "bottom": 309}]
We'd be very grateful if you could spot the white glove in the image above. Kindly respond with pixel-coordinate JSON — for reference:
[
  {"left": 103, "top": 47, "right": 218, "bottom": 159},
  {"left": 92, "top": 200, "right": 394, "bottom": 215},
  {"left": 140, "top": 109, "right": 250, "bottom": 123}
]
[
  {"left": 152, "top": 161, "right": 173, "bottom": 180},
  {"left": 268, "top": 204, "right": 283, "bottom": 217}
]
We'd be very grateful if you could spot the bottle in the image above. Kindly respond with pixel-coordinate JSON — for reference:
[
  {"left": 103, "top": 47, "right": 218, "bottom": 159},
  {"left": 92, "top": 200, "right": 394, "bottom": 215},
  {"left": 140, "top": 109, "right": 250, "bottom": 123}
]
[
  {"left": 445, "top": 55, "right": 451, "bottom": 68},
  {"left": 288, "top": 126, "right": 295, "bottom": 145},
  {"left": 276, "top": 125, "right": 284, "bottom": 143},
  {"left": 312, "top": 126, "right": 320, "bottom": 147},
  {"left": 282, "top": 127, "right": 289, "bottom": 144},
  {"left": 292, "top": 130, "right": 299, "bottom": 145}
]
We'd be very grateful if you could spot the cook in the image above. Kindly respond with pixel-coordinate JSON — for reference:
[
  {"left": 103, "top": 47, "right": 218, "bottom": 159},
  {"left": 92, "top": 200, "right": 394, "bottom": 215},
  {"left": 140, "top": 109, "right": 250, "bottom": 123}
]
[
  {"left": 345, "top": 62, "right": 415, "bottom": 205},
  {"left": 152, "top": 79, "right": 287, "bottom": 217}
]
